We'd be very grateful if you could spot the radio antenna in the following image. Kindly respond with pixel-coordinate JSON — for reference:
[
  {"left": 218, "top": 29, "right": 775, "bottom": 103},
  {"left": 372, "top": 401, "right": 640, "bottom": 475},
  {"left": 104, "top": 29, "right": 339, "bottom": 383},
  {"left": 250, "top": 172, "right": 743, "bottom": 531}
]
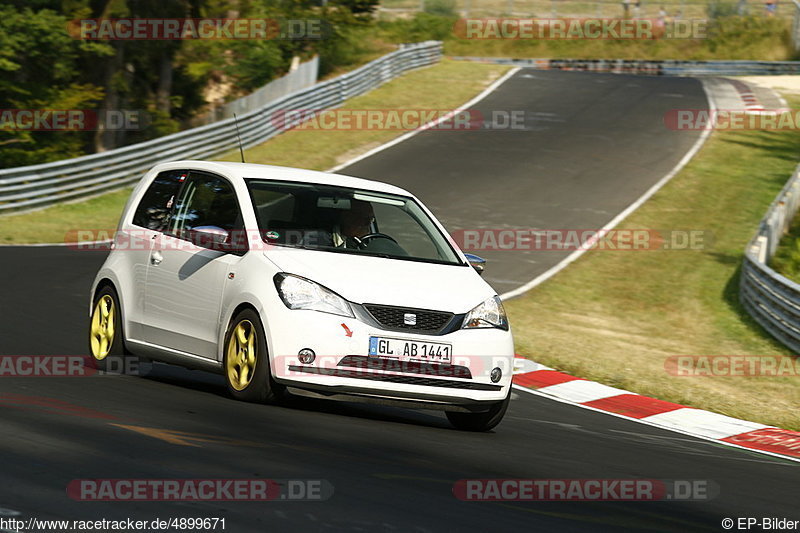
[{"left": 233, "top": 113, "right": 246, "bottom": 163}]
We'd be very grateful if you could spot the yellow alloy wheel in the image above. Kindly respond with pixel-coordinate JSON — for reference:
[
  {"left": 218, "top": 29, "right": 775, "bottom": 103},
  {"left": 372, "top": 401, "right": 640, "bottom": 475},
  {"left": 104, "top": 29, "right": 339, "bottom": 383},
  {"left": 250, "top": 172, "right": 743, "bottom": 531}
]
[
  {"left": 226, "top": 320, "right": 257, "bottom": 391},
  {"left": 90, "top": 295, "right": 115, "bottom": 360}
]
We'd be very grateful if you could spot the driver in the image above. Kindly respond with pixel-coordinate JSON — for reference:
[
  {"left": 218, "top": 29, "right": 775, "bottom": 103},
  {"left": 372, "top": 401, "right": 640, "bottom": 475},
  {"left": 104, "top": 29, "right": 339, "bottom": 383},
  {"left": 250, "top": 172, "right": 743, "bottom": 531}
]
[
  {"left": 333, "top": 200, "right": 375, "bottom": 248},
  {"left": 332, "top": 200, "right": 409, "bottom": 256}
]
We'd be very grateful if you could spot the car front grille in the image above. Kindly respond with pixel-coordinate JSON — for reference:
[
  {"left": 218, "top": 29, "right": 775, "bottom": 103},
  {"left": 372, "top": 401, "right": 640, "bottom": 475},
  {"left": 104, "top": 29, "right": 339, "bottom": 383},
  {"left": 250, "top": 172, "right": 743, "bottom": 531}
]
[
  {"left": 363, "top": 304, "right": 454, "bottom": 334},
  {"left": 336, "top": 355, "right": 472, "bottom": 379}
]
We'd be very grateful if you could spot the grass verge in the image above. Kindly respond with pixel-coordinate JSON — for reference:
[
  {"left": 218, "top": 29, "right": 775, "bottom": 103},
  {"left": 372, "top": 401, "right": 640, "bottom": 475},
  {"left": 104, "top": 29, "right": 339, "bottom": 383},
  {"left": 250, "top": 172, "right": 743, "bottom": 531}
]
[
  {"left": 442, "top": 15, "right": 794, "bottom": 61},
  {"left": 0, "top": 60, "right": 509, "bottom": 244},
  {"left": 505, "top": 96, "right": 800, "bottom": 430},
  {"left": 0, "top": 189, "right": 133, "bottom": 244},
  {"left": 770, "top": 203, "right": 800, "bottom": 284},
  {"left": 375, "top": 13, "right": 796, "bottom": 61}
]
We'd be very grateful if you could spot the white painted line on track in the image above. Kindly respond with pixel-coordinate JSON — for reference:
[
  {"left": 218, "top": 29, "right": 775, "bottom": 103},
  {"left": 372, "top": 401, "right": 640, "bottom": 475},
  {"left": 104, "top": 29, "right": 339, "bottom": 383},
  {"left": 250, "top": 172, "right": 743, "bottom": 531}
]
[
  {"left": 327, "top": 67, "right": 521, "bottom": 174},
  {"left": 499, "top": 77, "right": 717, "bottom": 300}
]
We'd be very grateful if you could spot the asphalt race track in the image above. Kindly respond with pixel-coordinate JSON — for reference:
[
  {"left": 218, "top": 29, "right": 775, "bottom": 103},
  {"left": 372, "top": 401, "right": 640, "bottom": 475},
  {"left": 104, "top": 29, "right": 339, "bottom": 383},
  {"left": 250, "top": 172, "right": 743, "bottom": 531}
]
[
  {"left": 0, "top": 70, "right": 796, "bottom": 532},
  {"left": 341, "top": 69, "right": 710, "bottom": 294}
]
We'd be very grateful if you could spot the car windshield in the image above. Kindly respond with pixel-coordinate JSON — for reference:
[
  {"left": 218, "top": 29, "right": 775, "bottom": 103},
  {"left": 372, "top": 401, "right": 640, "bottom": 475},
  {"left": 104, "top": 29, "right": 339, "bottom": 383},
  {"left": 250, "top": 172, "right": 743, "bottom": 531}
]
[{"left": 247, "top": 179, "right": 463, "bottom": 266}]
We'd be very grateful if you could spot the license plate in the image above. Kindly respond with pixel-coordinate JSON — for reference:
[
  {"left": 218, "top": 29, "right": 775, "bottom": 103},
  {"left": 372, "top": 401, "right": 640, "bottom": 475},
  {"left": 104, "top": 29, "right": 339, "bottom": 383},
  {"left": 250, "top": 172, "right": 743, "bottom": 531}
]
[{"left": 369, "top": 336, "right": 452, "bottom": 364}]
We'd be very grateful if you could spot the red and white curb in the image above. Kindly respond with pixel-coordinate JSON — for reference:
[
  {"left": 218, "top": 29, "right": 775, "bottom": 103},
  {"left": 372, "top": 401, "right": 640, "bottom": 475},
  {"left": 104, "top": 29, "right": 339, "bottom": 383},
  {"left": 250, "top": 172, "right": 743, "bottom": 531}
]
[
  {"left": 727, "top": 79, "right": 767, "bottom": 114},
  {"left": 727, "top": 78, "right": 789, "bottom": 116},
  {"left": 512, "top": 357, "right": 800, "bottom": 462}
]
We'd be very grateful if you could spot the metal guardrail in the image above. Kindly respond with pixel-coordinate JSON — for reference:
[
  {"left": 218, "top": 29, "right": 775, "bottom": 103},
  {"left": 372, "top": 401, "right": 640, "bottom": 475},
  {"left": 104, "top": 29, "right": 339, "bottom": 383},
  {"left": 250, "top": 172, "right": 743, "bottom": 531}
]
[
  {"left": 191, "top": 56, "right": 320, "bottom": 126},
  {"left": 741, "top": 164, "right": 800, "bottom": 353},
  {"left": 0, "top": 41, "right": 443, "bottom": 214},
  {"left": 793, "top": 0, "right": 800, "bottom": 51},
  {"left": 449, "top": 56, "right": 800, "bottom": 76}
]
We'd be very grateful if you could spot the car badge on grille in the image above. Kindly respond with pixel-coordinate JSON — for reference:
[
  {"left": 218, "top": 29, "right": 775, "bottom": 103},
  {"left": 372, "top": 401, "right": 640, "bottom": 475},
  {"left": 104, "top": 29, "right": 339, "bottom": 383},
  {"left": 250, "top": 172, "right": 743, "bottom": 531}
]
[{"left": 403, "top": 313, "right": 417, "bottom": 326}]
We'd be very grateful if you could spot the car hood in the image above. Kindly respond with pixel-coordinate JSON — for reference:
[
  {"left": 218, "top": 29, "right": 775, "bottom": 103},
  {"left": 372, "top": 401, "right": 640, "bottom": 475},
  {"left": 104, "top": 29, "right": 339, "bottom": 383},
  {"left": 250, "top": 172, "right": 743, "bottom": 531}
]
[{"left": 263, "top": 248, "right": 494, "bottom": 313}]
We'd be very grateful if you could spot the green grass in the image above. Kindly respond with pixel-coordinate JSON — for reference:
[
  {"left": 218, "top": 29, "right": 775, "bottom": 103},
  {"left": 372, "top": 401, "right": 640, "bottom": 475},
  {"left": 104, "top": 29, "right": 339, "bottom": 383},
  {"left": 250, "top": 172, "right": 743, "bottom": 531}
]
[
  {"left": 443, "top": 15, "right": 794, "bottom": 60},
  {"left": 770, "top": 203, "right": 800, "bottom": 283},
  {"left": 373, "top": 10, "right": 794, "bottom": 60},
  {"left": 0, "top": 189, "right": 133, "bottom": 244},
  {"left": 0, "top": 60, "right": 509, "bottom": 243},
  {"left": 505, "top": 97, "right": 800, "bottom": 430},
  {"left": 381, "top": 0, "right": 791, "bottom": 20}
]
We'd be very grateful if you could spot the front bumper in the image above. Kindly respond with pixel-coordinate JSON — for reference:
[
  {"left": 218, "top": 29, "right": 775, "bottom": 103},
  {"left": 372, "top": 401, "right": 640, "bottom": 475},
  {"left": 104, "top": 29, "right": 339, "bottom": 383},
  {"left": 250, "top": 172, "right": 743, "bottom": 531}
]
[{"left": 265, "top": 308, "right": 514, "bottom": 406}]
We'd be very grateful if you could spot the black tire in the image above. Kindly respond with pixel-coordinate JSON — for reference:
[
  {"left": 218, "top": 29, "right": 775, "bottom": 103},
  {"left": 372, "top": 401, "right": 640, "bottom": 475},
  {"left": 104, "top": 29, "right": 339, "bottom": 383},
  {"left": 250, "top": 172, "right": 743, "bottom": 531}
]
[
  {"left": 223, "top": 308, "right": 285, "bottom": 404},
  {"left": 88, "top": 285, "right": 126, "bottom": 373},
  {"left": 446, "top": 389, "right": 511, "bottom": 432}
]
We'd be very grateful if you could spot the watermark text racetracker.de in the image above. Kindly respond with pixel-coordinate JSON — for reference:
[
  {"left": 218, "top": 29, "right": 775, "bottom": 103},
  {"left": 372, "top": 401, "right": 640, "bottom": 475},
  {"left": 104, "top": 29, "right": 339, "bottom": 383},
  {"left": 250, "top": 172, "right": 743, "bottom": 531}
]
[
  {"left": 69, "top": 18, "right": 328, "bottom": 40},
  {"left": 62, "top": 229, "right": 356, "bottom": 251},
  {"left": 453, "top": 479, "right": 718, "bottom": 501},
  {"left": 270, "top": 108, "right": 527, "bottom": 131},
  {"left": 272, "top": 354, "right": 514, "bottom": 379},
  {"left": 451, "top": 228, "right": 710, "bottom": 251},
  {"left": 0, "top": 355, "right": 140, "bottom": 377},
  {"left": 67, "top": 479, "right": 333, "bottom": 501},
  {"left": 665, "top": 109, "right": 800, "bottom": 131},
  {"left": 62, "top": 228, "right": 711, "bottom": 252},
  {"left": 664, "top": 355, "right": 800, "bottom": 377},
  {"left": 453, "top": 18, "right": 708, "bottom": 40},
  {"left": 0, "top": 109, "right": 147, "bottom": 131}
]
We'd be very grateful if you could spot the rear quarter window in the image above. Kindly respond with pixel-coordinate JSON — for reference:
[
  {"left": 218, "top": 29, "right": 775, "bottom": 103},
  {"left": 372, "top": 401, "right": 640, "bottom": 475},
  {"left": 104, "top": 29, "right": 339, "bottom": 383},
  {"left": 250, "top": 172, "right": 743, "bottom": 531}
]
[{"left": 132, "top": 170, "right": 187, "bottom": 231}]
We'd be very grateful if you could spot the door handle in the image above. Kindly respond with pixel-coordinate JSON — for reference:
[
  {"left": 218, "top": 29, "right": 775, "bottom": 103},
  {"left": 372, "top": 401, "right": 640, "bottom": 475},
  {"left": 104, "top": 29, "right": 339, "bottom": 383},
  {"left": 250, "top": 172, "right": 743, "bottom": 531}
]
[{"left": 151, "top": 251, "right": 163, "bottom": 266}]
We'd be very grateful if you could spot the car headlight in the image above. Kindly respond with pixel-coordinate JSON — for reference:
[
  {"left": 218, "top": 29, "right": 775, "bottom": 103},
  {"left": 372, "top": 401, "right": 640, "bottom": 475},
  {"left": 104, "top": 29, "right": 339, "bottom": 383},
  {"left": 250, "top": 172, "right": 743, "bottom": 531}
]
[
  {"left": 462, "top": 295, "right": 508, "bottom": 330},
  {"left": 274, "top": 273, "right": 354, "bottom": 318}
]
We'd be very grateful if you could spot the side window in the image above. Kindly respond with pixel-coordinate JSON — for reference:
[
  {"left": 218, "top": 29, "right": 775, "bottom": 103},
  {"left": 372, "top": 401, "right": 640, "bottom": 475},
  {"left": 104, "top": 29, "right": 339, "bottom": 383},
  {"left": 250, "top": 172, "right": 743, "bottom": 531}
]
[
  {"left": 168, "top": 172, "right": 242, "bottom": 240},
  {"left": 250, "top": 188, "right": 296, "bottom": 230},
  {"left": 131, "top": 170, "right": 186, "bottom": 231}
]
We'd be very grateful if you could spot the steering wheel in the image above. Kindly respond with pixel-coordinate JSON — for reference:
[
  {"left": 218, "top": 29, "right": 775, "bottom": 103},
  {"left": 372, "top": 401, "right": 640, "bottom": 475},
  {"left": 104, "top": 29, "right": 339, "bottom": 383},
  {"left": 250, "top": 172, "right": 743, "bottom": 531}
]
[{"left": 355, "top": 233, "right": 398, "bottom": 247}]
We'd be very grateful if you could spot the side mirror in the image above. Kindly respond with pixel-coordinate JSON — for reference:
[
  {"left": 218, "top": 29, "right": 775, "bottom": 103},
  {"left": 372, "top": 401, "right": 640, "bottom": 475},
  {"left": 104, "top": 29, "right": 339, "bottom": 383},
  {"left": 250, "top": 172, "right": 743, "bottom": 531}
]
[
  {"left": 464, "top": 253, "right": 486, "bottom": 275},
  {"left": 189, "top": 226, "right": 230, "bottom": 250}
]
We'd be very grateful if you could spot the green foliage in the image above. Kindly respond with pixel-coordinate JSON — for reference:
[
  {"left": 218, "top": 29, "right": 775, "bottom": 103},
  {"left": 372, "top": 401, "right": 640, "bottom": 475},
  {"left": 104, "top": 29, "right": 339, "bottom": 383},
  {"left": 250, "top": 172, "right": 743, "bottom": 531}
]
[
  {"left": 771, "top": 217, "right": 800, "bottom": 283},
  {"left": 2, "top": 1, "right": 794, "bottom": 168},
  {"left": 0, "top": 6, "right": 112, "bottom": 166},
  {"left": 424, "top": 0, "right": 457, "bottom": 17},
  {"left": 379, "top": 12, "right": 457, "bottom": 43},
  {"left": 706, "top": 1, "right": 743, "bottom": 19},
  {"left": 443, "top": 12, "right": 793, "bottom": 60},
  {"left": 315, "top": 23, "right": 378, "bottom": 75},
  {"left": 220, "top": 41, "right": 285, "bottom": 92},
  {"left": 704, "top": 15, "right": 791, "bottom": 59},
  {"left": 330, "top": 0, "right": 380, "bottom": 18}
]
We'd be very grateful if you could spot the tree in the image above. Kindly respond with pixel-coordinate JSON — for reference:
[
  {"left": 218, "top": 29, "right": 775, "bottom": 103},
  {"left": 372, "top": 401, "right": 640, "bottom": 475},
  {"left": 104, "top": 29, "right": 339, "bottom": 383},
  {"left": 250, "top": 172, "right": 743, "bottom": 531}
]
[{"left": 0, "top": 6, "right": 111, "bottom": 166}]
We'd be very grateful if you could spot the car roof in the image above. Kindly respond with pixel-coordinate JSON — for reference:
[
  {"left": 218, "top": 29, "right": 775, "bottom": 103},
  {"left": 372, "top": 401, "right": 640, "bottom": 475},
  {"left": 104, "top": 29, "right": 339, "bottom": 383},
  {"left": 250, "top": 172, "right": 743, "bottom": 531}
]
[{"left": 150, "top": 160, "right": 413, "bottom": 197}]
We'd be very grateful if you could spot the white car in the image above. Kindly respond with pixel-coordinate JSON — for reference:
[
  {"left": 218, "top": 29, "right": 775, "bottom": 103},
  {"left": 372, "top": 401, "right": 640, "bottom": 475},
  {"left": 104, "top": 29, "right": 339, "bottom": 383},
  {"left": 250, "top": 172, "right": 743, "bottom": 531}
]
[{"left": 89, "top": 161, "right": 514, "bottom": 431}]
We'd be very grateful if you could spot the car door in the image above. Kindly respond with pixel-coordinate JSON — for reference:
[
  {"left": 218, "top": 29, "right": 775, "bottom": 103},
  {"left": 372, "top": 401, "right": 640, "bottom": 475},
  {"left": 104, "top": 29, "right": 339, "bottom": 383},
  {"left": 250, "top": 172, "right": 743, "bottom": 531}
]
[
  {"left": 121, "top": 168, "right": 186, "bottom": 340},
  {"left": 142, "top": 170, "right": 245, "bottom": 359}
]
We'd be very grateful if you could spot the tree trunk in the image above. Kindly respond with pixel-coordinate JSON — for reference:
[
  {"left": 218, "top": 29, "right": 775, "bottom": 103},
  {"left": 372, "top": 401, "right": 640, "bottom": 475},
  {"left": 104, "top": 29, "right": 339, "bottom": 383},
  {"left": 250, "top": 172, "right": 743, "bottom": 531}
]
[{"left": 156, "top": 50, "right": 173, "bottom": 114}]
